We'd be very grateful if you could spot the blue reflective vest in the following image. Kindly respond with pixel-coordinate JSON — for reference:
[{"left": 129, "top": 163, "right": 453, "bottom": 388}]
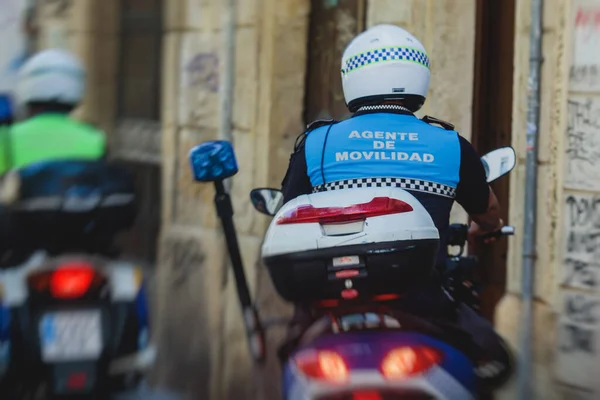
[{"left": 304, "top": 113, "right": 461, "bottom": 199}]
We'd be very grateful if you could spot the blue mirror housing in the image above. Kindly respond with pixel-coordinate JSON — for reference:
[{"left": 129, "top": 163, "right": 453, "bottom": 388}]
[{"left": 189, "top": 140, "right": 239, "bottom": 182}]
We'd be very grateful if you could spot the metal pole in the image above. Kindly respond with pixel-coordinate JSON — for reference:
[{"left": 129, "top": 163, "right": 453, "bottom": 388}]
[
  {"left": 518, "top": 0, "right": 544, "bottom": 398},
  {"left": 213, "top": 179, "right": 265, "bottom": 363},
  {"left": 219, "top": 0, "right": 237, "bottom": 191}
]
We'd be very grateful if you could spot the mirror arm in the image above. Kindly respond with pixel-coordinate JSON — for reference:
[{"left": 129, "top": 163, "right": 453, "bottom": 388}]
[{"left": 213, "top": 180, "right": 266, "bottom": 363}]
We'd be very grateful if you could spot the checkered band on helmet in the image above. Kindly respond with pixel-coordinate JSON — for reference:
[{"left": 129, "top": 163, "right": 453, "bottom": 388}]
[{"left": 342, "top": 47, "right": 430, "bottom": 76}]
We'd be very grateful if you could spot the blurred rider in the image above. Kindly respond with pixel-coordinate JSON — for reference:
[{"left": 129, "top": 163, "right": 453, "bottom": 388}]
[{"left": 0, "top": 48, "right": 105, "bottom": 174}]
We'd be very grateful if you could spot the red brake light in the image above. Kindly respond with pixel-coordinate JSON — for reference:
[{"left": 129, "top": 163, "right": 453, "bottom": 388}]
[
  {"left": 66, "top": 372, "right": 88, "bottom": 389},
  {"left": 335, "top": 269, "right": 360, "bottom": 278},
  {"left": 295, "top": 350, "right": 349, "bottom": 382},
  {"left": 318, "top": 299, "right": 340, "bottom": 307},
  {"left": 380, "top": 346, "right": 442, "bottom": 379},
  {"left": 372, "top": 293, "right": 401, "bottom": 301},
  {"left": 276, "top": 197, "right": 413, "bottom": 225},
  {"left": 50, "top": 263, "right": 96, "bottom": 299},
  {"left": 341, "top": 289, "right": 359, "bottom": 299}
]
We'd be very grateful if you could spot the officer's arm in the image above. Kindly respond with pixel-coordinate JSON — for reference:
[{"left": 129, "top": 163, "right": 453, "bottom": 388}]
[
  {"left": 0, "top": 137, "right": 6, "bottom": 176},
  {"left": 97, "top": 129, "right": 108, "bottom": 160},
  {"left": 471, "top": 189, "right": 502, "bottom": 232},
  {"left": 454, "top": 136, "right": 502, "bottom": 232},
  {"left": 0, "top": 127, "right": 18, "bottom": 202},
  {"left": 281, "top": 140, "right": 313, "bottom": 204}
]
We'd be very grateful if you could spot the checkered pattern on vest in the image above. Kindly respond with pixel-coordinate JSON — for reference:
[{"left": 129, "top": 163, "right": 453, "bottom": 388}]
[{"left": 312, "top": 177, "right": 456, "bottom": 199}]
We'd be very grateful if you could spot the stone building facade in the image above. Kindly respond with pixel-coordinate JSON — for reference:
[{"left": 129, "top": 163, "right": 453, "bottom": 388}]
[{"left": 14, "top": 0, "right": 600, "bottom": 398}]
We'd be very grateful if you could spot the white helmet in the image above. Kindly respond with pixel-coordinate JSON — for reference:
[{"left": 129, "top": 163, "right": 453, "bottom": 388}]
[
  {"left": 16, "top": 49, "right": 85, "bottom": 106},
  {"left": 341, "top": 24, "right": 430, "bottom": 112}
]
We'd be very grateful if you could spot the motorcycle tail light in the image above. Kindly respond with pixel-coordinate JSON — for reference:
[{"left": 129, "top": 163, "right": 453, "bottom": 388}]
[
  {"left": 372, "top": 293, "right": 400, "bottom": 301},
  {"left": 294, "top": 349, "right": 349, "bottom": 383},
  {"left": 28, "top": 261, "right": 106, "bottom": 299},
  {"left": 276, "top": 197, "right": 413, "bottom": 225},
  {"left": 66, "top": 372, "right": 88, "bottom": 390},
  {"left": 380, "top": 346, "right": 442, "bottom": 379}
]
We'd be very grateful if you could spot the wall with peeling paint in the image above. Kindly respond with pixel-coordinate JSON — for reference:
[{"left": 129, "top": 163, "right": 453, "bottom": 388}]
[
  {"left": 554, "top": 1, "right": 600, "bottom": 394},
  {"left": 495, "top": 0, "right": 600, "bottom": 399}
]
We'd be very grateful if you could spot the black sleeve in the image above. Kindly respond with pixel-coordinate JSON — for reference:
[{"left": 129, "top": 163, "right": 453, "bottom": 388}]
[
  {"left": 454, "top": 135, "right": 490, "bottom": 214},
  {"left": 281, "top": 142, "right": 313, "bottom": 204}
]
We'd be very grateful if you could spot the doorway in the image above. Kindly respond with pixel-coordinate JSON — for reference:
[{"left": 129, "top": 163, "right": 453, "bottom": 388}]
[
  {"left": 471, "top": 0, "right": 516, "bottom": 321},
  {"left": 304, "top": 0, "right": 366, "bottom": 123},
  {"left": 112, "top": 0, "right": 164, "bottom": 268}
]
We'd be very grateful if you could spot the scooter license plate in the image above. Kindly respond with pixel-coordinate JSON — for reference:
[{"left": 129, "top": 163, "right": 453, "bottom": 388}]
[
  {"left": 332, "top": 255, "right": 360, "bottom": 267},
  {"left": 39, "top": 310, "right": 103, "bottom": 362}
]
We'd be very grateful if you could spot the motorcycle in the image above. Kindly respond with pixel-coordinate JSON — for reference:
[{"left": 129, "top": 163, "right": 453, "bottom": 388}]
[
  {"left": 188, "top": 140, "right": 516, "bottom": 399},
  {"left": 0, "top": 158, "right": 156, "bottom": 399}
]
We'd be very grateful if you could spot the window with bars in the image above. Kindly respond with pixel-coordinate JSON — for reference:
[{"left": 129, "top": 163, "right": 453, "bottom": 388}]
[{"left": 304, "top": 0, "right": 366, "bottom": 123}]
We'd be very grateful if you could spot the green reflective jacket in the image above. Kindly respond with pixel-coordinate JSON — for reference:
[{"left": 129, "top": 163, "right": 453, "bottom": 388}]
[{"left": 0, "top": 113, "right": 106, "bottom": 174}]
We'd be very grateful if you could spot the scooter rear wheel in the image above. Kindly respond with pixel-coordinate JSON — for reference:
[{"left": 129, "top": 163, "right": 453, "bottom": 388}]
[{"left": 476, "top": 336, "right": 515, "bottom": 392}]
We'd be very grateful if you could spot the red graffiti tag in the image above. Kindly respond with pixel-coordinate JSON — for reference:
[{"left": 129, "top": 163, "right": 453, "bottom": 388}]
[
  {"left": 576, "top": 7, "right": 600, "bottom": 28},
  {"left": 575, "top": 7, "right": 600, "bottom": 43}
]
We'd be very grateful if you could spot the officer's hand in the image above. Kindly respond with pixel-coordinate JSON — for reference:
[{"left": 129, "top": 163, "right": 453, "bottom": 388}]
[{"left": 468, "top": 219, "right": 503, "bottom": 245}]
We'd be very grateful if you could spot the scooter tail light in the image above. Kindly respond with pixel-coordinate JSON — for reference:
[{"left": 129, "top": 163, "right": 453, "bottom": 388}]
[
  {"left": 294, "top": 350, "right": 349, "bottom": 382},
  {"left": 276, "top": 196, "right": 413, "bottom": 225},
  {"left": 352, "top": 392, "right": 383, "bottom": 400},
  {"left": 380, "top": 346, "right": 442, "bottom": 379},
  {"left": 28, "top": 261, "right": 106, "bottom": 299},
  {"left": 372, "top": 293, "right": 400, "bottom": 301}
]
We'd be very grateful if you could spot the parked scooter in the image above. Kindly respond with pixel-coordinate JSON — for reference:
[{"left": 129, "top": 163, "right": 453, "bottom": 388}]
[
  {"left": 188, "top": 140, "right": 516, "bottom": 399},
  {"left": 0, "top": 95, "right": 155, "bottom": 399}
]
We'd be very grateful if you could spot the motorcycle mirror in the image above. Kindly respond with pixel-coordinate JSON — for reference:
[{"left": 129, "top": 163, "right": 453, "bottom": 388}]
[
  {"left": 188, "top": 140, "right": 238, "bottom": 182},
  {"left": 480, "top": 146, "right": 516, "bottom": 183},
  {"left": 250, "top": 188, "right": 284, "bottom": 216}
]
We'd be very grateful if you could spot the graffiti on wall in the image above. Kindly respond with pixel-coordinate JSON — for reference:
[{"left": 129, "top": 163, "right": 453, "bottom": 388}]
[
  {"left": 556, "top": 290, "right": 600, "bottom": 388},
  {"left": 559, "top": 292, "right": 600, "bottom": 354},
  {"left": 0, "top": 0, "right": 29, "bottom": 93},
  {"left": 564, "top": 194, "right": 600, "bottom": 289},
  {"left": 565, "top": 96, "right": 600, "bottom": 191},
  {"left": 161, "top": 235, "right": 206, "bottom": 288},
  {"left": 560, "top": 0, "right": 600, "bottom": 392},
  {"left": 570, "top": 0, "right": 600, "bottom": 92},
  {"left": 186, "top": 53, "right": 219, "bottom": 93},
  {"left": 181, "top": 52, "right": 220, "bottom": 128}
]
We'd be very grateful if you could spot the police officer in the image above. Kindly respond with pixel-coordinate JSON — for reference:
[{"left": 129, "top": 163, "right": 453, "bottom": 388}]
[
  {"left": 0, "top": 48, "right": 106, "bottom": 173},
  {"left": 280, "top": 24, "right": 511, "bottom": 388},
  {"left": 0, "top": 49, "right": 135, "bottom": 265}
]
